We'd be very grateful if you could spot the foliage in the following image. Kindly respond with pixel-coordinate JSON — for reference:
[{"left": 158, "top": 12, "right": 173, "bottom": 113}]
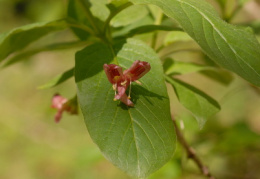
[{"left": 0, "top": 0, "right": 260, "bottom": 178}]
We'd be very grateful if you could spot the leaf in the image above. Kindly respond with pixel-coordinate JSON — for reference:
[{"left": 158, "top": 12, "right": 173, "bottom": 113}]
[
  {"left": 130, "top": 0, "right": 260, "bottom": 86},
  {"left": 200, "top": 70, "right": 234, "bottom": 85},
  {"left": 67, "top": 0, "right": 91, "bottom": 40},
  {"left": 2, "top": 41, "right": 87, "bottom": 67},
  {"left": 165, "top": 76, "right": 221, "bottom": 128},
  {"left": 164, "top": 31, "right": 192, "bottom": 46},
  {"left": 110, "top": 5, "right": 149, "bottom": 27},
  {"left": 38, "top": 68, "right": 74, "bottom": 89},
  {"left": 163, "top": 58, "right": 234, "bottom": 85},
  {"left": 127, "top": 25, "right": 181, "bottom": 37},
  {"left": 75, "top": 38, "right": 176, "bottom": 178},
  {"left": 0, "top": 20, "right": 68, "bottom": 62},
  {"left": 109, "top": 0, "right": 130, "bottom": 7},
  {"left": 89, "top": 0, "right": 110, "bottom": 22},
  {"left": 163, "top": 58, "right": 212, "bottom": 75},
  {"left": 112, "top": 15, "right": 154, "bottom": 38}
]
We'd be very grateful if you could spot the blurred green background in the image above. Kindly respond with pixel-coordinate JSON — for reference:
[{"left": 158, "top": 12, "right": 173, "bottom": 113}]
[{"left": 0, "top": 0, "right": 260, "bottom": 179}]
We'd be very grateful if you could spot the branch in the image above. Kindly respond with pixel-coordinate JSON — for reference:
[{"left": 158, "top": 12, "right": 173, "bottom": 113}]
[{"left": 172, "top": 117, "right": 215, "bottom": 179}]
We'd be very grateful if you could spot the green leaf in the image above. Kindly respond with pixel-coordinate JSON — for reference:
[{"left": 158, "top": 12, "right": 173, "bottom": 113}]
[
  {"left": 200, "top": 70, "right": 234, "bottom": 85},
  {"left": 75, "top": 38, "right": 176, "bottom": 178},
  {"left": 127, "top": 25, "right": 181, "bottom": 37},
  {"left": 112, "top": 15, "right": 154, "bottom": 38},
  {"left": 163, "top": 58, "right": 212, "bottom": 75},
  {"left": 163, "top": 58, "right": 234, "bottom": 85},
  {"left": 2, "top": 41, "right": 88, "bottom": 67},
  {"left": 67, "top": 0, "right": 91, "bottom": 40},
  {"left": 130, "top": 0, "right": 260, "bottom": 86},
  {"left": 89, "top": 0, "right": 110, "bottom": 22},
  {"left": 109, "top": 0, "right": 129, "bottom": 7},
  {"left": 164, "top": 31, "right": 192, "bottom": 46},
  {"left": 110, "top": 5, "right": 149, "bottom": 27},
  {"left": 38, "top": 68, "right": 74, "bottom": 89},
  {"left": 0, "top": 20, "right": 68, "bottom": 62},
  {"left": 165, "top": 76, "right": 221, "bottom": 128}
]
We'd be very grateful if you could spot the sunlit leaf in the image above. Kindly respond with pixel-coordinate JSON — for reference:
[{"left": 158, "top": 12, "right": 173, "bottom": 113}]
[
  {"left": 166, "top": 76, "right": 221, "bottom": 128},
  {"left": 110, "top": 5, "right": 149, "bottom": 27},
  {"left": 163, "top": 59, "right": 212, "bottom": 75},
  {"left": 130, "top": 0, "right": 260, "bottom": 86},
  {"left": 38, "top": 68, "right": 74, "bottom": 89},
  {"left": 2, "top": 41, "right": 87, "bottom": 67},
  {"left": 0, "top": 20, "right": 68, "bottom": 62},
  {"left": 75, "top": 38, "right": 176, "bottom": 178},
  {"left": 164, "top": 31, "right": 192, "bottom": 46}
]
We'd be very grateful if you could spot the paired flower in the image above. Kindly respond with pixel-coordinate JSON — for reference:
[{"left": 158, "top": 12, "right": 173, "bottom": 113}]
[
  {"left": 103, "top": 60, "right": 151, "bottom": 107},
  {"left": 51, "top": 94, "right": 78, "bottom": 123}
]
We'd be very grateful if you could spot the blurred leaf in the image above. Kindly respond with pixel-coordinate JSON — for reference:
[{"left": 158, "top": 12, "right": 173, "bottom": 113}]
[
  {"left": 67, "top": 0, "right": 91, "bottom": 40},
  {"left": 200, "top": 69, "right": 234, "bottom": 85},
  {"left": 110, "top": 5, "right": 149, "bottom": 27},
  {"left": 166, "top": 76, "right": 221, "bottom": 128},
  {"left": 108, "top": 0, "right": 130, "bottom": 7},
  {"left": 2, "top": 41, "right": 88, "bottom": 67},
  {"left": 163, "top": 58, "right": 234, "bottom": 85},
  {"left": 75, "top": 38, "right": 176, "bottom": 178},
  {"left": 164, "top": 31, "right": 192, "bottom": 46},
  {"left": 247, "top": 21, "right": 260, "bottom": 34},
  {"left": 238, "top": 0, "right": 250, "bottom": 6},
  {"left": 112, "top": 15, "right": 154, "bottom": 37},
  {"left": 163, "top": 58, "right": 212, "bottom": 75},
  {"left": 38, "top": 68, "right": 74, "bottom": 89},
  {"left": 130, "top": 0, "right": 260, "bottom": 87},
  {"left": 127, "top": 25, "right": 181, "bottom": 37},
  {"left": 0, "top": 20, "right": 68, "bottom": 62},
  {"left": 89, "top": 0, "right": 110, "bottom": 22}
]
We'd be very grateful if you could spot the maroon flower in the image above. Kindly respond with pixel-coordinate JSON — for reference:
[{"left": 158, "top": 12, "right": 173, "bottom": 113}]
[
  {"left": 103, "top": 60, "right": 151, "bottom": 107},
  {"left": 51, "top": 94, "right": 78, "bottom": 123}
]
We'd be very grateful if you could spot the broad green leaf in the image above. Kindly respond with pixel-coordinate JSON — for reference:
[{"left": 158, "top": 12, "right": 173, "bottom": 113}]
[
  {"left": 0, "top": 20, "right": 68, "bottom": 61},
  {"left": 164, "top": 31, "right": 192, "bottom": 46},
  {"left": 130, "top": 0, "right": 260, "bottom": 86},
  {"left": 2, "top": 41, "right": 88, "bottom": 67},
  {"left": 165, "top": 76, "right": 221, "bottom": 128},
  {"left": 75, "top": 38, "right": 176, "bottom": 178},
  {"left": 38, "top": 68, "right": 74, "bottom": 89},
  {"left": 110, "top": 5, "right": 149, "bottom": 27}
]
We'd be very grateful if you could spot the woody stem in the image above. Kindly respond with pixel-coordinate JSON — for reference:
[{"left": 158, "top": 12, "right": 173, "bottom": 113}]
[{"left": 172, "top": 116, "right": 215, "bottom": 179}]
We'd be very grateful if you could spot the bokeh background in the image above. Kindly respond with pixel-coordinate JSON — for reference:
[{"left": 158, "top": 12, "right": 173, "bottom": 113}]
[{"left": 0, "top": 0, "right": 260, "bottom": 179}]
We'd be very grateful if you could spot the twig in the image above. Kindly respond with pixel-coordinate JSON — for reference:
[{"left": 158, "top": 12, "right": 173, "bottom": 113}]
[{"left": 172, "top": 117, "right": 215, "bottom": 179}]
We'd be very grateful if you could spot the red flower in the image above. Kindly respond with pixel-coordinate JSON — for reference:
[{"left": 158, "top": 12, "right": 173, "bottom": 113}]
[
  {"left": 103, "top": 60, "right": 151, "bottom": 107},
  {"left": 51, "top": 94, "right": 78, "bottom": 123}
]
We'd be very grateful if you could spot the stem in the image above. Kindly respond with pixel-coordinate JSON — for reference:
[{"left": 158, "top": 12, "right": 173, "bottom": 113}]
[
  {"left": 67, "top": 23, "right": 95, "bottom": 35},
  {"left": 151, "top": 11, "right": 164, "bottom": 49},
  {"left": 172, "top": 117, "right": 215, "bottom": 179}
]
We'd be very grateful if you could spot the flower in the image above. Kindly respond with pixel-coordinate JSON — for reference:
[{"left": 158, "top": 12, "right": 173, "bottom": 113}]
[
  {"left": 103, "top": 60, "right": 151, "bottom": 107},
  {"left": 51, "top": 94, "right": 78, "bottom": 123}
]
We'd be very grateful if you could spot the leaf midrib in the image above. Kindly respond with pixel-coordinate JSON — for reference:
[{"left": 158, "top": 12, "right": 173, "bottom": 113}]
[{"left": 177, "top": 0, "right": 260, "bottom": 78}]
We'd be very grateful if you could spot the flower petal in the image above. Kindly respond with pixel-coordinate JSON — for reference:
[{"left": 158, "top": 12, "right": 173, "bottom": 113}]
[
  {"left": 123, "top": 60, "right": 151, "bottom": 81},
  {"left": 103, "top": 64, "right": 124, "bottom": 84}
]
